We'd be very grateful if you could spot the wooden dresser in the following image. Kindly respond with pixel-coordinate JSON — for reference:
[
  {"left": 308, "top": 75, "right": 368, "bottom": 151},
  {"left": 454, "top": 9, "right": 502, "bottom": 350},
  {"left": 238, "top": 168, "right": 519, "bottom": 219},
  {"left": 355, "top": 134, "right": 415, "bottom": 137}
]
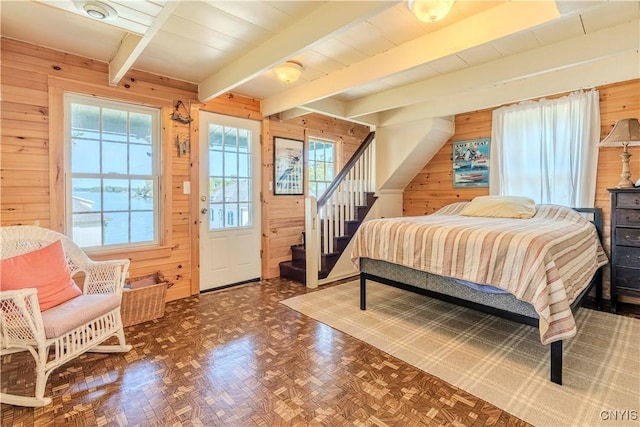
[{"left": 608, "top": 188, "right": 640, "bottom": 313}]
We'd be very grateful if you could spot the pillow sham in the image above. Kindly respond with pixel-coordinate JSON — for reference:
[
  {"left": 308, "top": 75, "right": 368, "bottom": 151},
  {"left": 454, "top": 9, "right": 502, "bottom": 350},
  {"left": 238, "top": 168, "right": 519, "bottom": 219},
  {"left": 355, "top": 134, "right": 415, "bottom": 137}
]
[
  {"left": 460, "top": 195, "right": 536, "bottom": 219},
  {"left": 0, "top": 240, "right": 82, "bottom": 311}
]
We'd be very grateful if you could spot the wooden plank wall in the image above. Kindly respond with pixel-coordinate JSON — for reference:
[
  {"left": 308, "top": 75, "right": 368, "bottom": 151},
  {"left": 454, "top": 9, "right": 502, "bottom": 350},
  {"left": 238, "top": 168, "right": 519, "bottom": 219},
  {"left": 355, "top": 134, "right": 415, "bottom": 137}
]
[
  {"left": 1, "top": 38, "right": 201, "bottom": 301},
  {"left": 403, "top": 78, "right": 640, "bottom": 299},
  {"left": 261, "top": 115, "right": 370, "bottom": 279},
  {"left": 0, "top": 38, "right": 369, "bottom": 300}
]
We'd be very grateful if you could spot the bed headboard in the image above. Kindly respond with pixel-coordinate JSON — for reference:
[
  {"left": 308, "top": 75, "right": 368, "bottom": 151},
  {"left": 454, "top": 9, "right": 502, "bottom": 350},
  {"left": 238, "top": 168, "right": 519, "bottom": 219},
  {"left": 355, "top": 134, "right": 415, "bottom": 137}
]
[{"left": 573, "top": 207, "right": 603, "bottom": 242}]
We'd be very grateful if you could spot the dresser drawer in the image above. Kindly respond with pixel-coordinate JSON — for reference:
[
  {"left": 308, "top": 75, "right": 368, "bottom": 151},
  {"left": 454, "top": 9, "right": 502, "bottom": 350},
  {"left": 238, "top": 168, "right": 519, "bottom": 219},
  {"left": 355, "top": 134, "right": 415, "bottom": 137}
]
[
  {"left": 616, "top": 209, "right": 640, "bottom": 227},
  {"left": 617, "top": 192, "right": 640, "bottom": 208},
  {"left": 615, "top": 227, "right": 640, "bottom": 247},
  {"left": 614, "top": 246, "right": 640, "bottom": 268},
  {"left": 609, "top": 189, "right": 640, "bottom": 311},
  {"left": 614, "top": 266, "right": 640, "bottom": 292}
]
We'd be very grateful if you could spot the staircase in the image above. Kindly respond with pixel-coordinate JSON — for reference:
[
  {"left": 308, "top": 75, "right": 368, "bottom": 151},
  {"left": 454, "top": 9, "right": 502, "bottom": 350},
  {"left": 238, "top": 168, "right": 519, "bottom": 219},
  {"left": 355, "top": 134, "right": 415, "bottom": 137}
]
[
  {"left": 279, "top": 132, "right": 376, "bottom": 285},
  {"left": 279, "top": 192, "right": 377, "bottom": 284}
]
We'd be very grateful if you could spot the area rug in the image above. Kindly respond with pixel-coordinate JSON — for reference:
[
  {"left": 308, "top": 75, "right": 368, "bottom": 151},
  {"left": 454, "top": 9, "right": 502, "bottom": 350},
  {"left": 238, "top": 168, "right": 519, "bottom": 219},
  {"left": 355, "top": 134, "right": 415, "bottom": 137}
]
[{"left": 281, "top": 281, "right": 639, "bottom": 427}]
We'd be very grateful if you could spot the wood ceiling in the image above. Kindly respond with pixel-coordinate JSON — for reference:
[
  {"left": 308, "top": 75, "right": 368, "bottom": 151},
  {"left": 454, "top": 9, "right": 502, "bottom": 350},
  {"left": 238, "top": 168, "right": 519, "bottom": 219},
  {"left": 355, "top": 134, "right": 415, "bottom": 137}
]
[{"left": 2, "top": 1, "right": 639, "bottom": 126}]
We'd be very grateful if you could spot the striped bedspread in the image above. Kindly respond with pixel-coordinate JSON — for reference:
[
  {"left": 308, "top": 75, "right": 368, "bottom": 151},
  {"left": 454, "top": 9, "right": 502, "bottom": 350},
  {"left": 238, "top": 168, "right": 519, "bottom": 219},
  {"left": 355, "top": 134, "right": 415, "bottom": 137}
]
[{"left": 351, "top": 203, "right": 608, "bottom": 345}]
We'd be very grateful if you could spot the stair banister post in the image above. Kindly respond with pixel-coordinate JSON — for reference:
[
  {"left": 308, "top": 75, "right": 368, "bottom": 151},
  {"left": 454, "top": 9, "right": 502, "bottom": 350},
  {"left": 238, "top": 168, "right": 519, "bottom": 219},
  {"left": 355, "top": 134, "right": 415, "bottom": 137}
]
[
  {"left": 358, "top": 159, "right": 363, "bottom": 206},
  {"left": 305, "top": 196, "right": 319, "bottom": 289},
  {"left": 293, "top": 131, "right": 375, "bottom": 284},
  {"left": 338, "top": 187, "right": 344, "bottom": 237}
]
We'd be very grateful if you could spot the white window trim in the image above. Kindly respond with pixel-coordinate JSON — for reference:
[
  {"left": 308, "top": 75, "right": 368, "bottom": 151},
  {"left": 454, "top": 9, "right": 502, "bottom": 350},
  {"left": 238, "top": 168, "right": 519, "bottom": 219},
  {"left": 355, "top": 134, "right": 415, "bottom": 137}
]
[
  {"left": 308, "top": 136, "right": 338, "bottom": 198},
  {"left": 63, "top": 93, "right": 162, "bottom": 251}
]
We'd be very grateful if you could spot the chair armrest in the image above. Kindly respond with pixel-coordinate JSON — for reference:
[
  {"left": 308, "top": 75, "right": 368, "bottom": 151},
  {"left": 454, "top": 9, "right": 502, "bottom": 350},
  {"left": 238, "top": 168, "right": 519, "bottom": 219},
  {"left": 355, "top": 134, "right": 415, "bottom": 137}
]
[
  {"left": 0, "top": 289, "right": 45, "bottom": 347},
  {"left": 82, "top": 258, "right": 130, "bottom": 296}
]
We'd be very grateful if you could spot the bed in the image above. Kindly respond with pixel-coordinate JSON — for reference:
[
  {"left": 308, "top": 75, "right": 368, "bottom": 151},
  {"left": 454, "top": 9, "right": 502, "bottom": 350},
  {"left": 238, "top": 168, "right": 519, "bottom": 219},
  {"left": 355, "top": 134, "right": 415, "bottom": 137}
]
[{"left": 351, "top": 200, "right": 608, "bottom": 385}]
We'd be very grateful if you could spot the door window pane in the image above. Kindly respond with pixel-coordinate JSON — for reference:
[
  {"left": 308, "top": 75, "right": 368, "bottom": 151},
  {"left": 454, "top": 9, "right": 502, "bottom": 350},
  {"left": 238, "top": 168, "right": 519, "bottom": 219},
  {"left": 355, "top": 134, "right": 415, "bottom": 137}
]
[
  {"left": 238, "top": 153, "right": 250, "bottom": 177},
  {"left": 238, "top": 179, "right": 250, "bottom": 203},
  {"left": 209, "top": 203, "right": 224, "bottom": 230},
  {"left": 238, "top": 203, "right": 250, "bottom": 227},
  {"left": 224, "top": 152, "right": 238, "bottom": 177},
  {"left": 208, "top": 123, "right": 253, "bottom": 230}
]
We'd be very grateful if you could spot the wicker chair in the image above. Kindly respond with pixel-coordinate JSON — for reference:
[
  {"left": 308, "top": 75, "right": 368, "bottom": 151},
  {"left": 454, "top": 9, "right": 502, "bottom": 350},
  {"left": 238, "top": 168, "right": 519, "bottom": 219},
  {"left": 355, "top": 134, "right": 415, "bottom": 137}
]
[{"left": 0, "top": 226, "right": 132, "bottom": 407}]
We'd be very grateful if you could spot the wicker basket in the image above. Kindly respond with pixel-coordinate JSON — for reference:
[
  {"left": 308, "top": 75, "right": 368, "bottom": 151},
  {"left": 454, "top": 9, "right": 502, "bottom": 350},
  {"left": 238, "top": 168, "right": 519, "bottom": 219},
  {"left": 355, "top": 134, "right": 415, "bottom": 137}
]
[{"left": 121, "top": 273, "right": 170, "bottom": 327}]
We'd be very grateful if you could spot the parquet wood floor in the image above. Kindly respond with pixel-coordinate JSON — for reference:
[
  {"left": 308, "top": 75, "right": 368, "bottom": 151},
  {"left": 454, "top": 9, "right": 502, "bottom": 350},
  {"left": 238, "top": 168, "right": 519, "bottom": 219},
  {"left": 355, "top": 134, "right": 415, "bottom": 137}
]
[{"left": 6, "top": 276, "right": 611, "bottom": 427}]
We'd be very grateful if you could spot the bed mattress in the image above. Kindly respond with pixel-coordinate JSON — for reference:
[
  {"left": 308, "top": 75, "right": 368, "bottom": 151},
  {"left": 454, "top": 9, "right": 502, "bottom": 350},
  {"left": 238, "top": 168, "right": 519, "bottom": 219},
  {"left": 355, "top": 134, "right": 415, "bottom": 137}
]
[{"left": 351, "top": 203, "right": 608, "bottom": 344}]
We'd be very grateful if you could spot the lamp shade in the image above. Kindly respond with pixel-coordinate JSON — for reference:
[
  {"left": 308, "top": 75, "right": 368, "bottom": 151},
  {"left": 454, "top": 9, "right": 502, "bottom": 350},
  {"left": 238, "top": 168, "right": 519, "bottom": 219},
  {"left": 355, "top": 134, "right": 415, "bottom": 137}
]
[
  {"left": 408, "top": 0, "right": 455, "bottom": 23},
  {"left": 599, "top": 118, "right": 640, "bottom": 188},
  {"left": 599, "top": 118, "right": 640, "bottom": 147},
  {"left": 274, "top": 61, "right": 303, "bottom": 84}
]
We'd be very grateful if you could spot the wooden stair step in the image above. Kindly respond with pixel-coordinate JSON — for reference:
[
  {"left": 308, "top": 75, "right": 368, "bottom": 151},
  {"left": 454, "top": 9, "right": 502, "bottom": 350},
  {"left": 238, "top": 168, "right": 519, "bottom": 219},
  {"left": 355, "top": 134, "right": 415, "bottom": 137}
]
[
  {"left": 279, "top": 260, "right": 330, "bottom": 285},
  {"left": 282, "top": 190, "right": 378, "bottom": 282}
]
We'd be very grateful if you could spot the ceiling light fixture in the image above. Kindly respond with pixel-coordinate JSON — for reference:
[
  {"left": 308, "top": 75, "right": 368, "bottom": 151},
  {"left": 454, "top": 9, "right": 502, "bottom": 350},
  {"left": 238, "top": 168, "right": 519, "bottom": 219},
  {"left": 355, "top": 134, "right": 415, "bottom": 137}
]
[
  {"left": 274, "top": 61, "right": 303, "bottom": 84},
  {"left": 408, "top": 0, "right": 455, "bottom": 23},
  {"left": 75, "top": 1, "right": 118, "bottom": 21}
]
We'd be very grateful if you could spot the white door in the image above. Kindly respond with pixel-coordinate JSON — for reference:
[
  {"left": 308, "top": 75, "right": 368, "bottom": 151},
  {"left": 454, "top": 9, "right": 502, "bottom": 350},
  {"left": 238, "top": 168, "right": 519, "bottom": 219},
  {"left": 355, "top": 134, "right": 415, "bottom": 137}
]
[{"left": 199, "top": 112, "right": 261, "bottom": 291}]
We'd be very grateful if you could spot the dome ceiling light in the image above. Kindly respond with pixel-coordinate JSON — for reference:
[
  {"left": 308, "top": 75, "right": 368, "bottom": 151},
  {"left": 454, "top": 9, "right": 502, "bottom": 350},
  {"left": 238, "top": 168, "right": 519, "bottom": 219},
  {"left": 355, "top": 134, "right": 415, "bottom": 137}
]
[
  {"left": 274, "top": 61, "right": 303, "bottom": 84},
  {"left": 75, "top": 1, "right": 118, "bottom": 21},
  {"left": 408, "top": 0, "right": 455, "bottom": 23}
]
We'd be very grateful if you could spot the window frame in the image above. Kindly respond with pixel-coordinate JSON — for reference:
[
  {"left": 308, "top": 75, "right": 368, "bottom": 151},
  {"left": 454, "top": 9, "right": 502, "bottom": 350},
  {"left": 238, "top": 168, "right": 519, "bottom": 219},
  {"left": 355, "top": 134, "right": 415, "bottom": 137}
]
[
  {"left": 63, "top": 93, "right": 162, "bottom": 252},
  {"left": 49, "top": 78, "right": 173, "bottom": 260},
  {"left": 307, "top": 136, "right": 338, "bottom": 199}
]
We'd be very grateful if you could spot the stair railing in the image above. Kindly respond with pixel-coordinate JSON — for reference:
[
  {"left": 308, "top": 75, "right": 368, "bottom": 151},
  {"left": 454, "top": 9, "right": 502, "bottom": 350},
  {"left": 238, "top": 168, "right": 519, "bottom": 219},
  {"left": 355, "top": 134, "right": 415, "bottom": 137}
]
[{"left": 305, "top": 131, "right": 376, "bottom": 288}]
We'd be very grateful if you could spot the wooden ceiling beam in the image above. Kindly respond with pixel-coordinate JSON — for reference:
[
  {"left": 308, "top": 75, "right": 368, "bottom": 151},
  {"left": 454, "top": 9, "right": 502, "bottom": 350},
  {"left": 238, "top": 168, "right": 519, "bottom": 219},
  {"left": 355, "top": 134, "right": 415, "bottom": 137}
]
[
  {"left": 277, "top": 108, "right": 310, "bottom": 122},
  {"left": 299, "top": 99, "right": 379, "bottom": 127},
  {"left": 108, "top": 1, "right": 180, "bottom": 86},
  {"left": 347, "top": 19, "right": 640, "bottom": 118},
  {"left": 261, "top": 1, "right": 562, "bottom": 117},
  {"left": 379, "top": 51, "right": 640, "bottom": 127},
  {"left": 197, "top": 1, "right": 398, "bottom": 103}
]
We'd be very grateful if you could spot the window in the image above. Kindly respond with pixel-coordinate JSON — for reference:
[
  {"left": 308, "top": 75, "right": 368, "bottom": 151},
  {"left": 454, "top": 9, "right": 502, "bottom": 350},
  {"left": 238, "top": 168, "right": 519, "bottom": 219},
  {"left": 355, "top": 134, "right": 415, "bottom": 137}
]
[
  {"left": 490, "top": 90, "right": 600, "bottom": 207},
  {"left": 64, "top": 94, "right": 161, "bottom": 249},
  {"left": 207, "top": 124, "right": 253, "bottom": 230},
  {"left": 308, "top": 138, "right": 336, "bottom": 198}
]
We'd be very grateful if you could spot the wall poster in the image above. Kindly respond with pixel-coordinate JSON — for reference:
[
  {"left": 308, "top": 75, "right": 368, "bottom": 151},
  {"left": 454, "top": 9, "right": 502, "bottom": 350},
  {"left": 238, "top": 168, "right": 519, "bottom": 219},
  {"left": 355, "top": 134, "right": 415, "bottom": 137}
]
[
  {"left": 453, "top": 138, "right": 490, "bottom": 188},
  {"left": 274, "top": 136, "right": 304, "bottom": 195}
]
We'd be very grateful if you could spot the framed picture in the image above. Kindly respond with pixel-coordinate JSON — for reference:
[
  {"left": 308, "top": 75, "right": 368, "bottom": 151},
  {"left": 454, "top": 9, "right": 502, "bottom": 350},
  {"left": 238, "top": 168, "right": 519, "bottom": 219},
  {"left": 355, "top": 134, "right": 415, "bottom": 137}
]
[
  {"left": 274, "top": 136, "right": 304, "bottom": 195},
  {"left": 453, "top": 138, "right": 490, "bottom": 188}
]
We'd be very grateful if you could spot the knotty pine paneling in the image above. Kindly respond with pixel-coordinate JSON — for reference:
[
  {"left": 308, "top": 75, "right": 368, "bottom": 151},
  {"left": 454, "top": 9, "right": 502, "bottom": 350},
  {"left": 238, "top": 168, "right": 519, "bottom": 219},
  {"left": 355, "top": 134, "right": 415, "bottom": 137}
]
[
  {"left": 262, "top": 115, "right": 370, "bottom": 279},
  {"left": 403, "top": 78, "right": 640, "bottom": 301},
  {"left": 403, "top": 109, "right": 490, "bottom": 216},
  {"left": 0, "top": 38, "right": 368, "bottom": 303},
  {"left": 197, "top": 95, "right": 263, "bottom": 121},
  {"left": 2, "top": 38, "right": 211, "bottom": 302}
]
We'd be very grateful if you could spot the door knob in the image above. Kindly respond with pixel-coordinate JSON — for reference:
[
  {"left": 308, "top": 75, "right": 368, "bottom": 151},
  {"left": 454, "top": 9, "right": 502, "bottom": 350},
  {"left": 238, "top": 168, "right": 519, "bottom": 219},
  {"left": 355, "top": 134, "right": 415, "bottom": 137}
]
[{"left": 201, "top": 208, "right": 208, "bottom": 214}]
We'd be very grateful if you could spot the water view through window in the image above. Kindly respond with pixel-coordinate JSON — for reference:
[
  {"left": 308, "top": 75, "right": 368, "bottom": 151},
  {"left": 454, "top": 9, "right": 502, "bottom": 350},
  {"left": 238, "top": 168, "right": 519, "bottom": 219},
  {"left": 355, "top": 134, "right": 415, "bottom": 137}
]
[{"left": 67, "top": 95, "right": 160, "bottom": 249}]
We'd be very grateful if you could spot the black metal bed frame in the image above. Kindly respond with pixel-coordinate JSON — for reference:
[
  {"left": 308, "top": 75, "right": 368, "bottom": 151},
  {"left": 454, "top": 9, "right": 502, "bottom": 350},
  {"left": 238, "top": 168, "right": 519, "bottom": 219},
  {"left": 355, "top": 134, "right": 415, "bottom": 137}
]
[{"left": 359, "top": 207, "right": 604, "bottom": 385}]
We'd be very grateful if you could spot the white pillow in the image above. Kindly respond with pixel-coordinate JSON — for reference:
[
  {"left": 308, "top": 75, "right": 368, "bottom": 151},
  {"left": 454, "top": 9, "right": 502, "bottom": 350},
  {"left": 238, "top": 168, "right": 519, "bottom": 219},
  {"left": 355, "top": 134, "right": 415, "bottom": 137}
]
[{"left": 460, "top": 195, "right": 536, "bottom": 219}]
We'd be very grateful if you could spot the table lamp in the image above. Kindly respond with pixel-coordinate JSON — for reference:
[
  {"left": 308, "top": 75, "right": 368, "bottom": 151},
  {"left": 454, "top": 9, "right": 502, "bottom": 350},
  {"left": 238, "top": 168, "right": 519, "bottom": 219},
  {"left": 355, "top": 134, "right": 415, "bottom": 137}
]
[{"left": 599, "top": 118, "right": 640, "bottom": 188}]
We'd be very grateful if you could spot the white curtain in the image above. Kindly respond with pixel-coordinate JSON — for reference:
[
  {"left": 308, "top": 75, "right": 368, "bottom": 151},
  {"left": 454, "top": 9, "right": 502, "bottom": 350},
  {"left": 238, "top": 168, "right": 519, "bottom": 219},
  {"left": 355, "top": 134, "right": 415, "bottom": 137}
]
[{"left": 489, "top": 90, "right": 600, "bottom": 207}]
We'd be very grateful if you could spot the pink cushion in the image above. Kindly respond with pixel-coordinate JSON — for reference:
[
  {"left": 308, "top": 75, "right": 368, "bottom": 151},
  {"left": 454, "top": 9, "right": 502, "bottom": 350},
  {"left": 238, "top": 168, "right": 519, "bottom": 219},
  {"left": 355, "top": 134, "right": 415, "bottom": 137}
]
[
  {"left": 41, "top": 294, "right": 121, "bottom": 338},
  {"left": 0, "top": 240, "right": 82, "bottom": 311}
]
